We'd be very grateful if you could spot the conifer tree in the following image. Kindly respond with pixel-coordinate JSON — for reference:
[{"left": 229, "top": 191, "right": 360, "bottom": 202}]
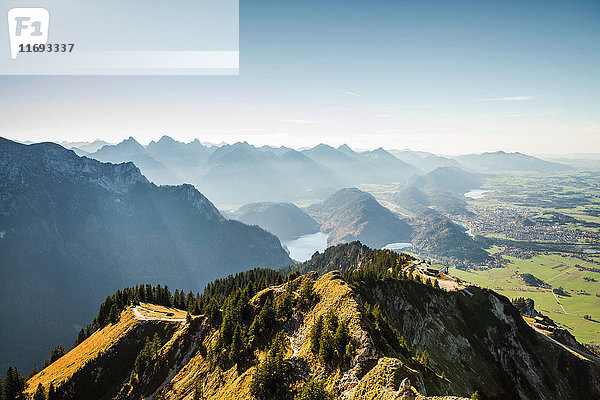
[
  {"left": 299, "top": 280, "right": 315, "bottom": 308},
  {"left": 296, "top": 378, "right": 333, "bottom": 400},
  {"left": 33, "top": 383, "right": 45, "bottom": 400},
  {"left": 250, "top": 331, "right": 288, "bottom": 398},
  {"left": 43, "top": 345, "right": 66, "bottom": 368},
  {"left": 228, "top": 324, "right": 243, "bottom": 364},
  {"left": 309, "top": 315, "right": 324, "bottom": 355},
  {"left": 109, "top": 303, "right": 120, "bottom": 324},
  {"left": 47, "top": 382, "right": 56, "bottom": 400},
  {"left": 333, "top": 321, "right": 351, "bottom": 363},
  {"left": 173, "top": 289, "right": 181, "bottom": 308},
  {"left": 193, "top": 384, "right": 204, "bottom": 400},
  {"left": 4, "top": 366, "right": 25, "bottom": 400},
  {"left": 74, "top": 328, "right": 86, "bottom": 347},
  {"left": 27, "top": 365, "right": 39, "bottom": 379},
  {"left": 318, "top": 329, "right": 335, "bottom": 365}
]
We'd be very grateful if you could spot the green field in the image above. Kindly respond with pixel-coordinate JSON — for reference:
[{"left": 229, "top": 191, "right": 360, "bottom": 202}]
[
  {"left": 470, "top": 171, "right": 600, "bottom": 232},
  {"left": 452, "top": 253, "right": 600, "bottom": 344}
]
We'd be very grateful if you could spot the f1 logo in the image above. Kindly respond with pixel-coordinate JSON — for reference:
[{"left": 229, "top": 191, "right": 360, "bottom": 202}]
[{"left": 7, "top": 8, "right": 50, "bottom": 60}]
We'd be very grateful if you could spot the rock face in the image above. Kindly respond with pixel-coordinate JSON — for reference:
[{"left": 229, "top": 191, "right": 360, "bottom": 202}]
[
  {"left": 356, "top": 279, "right": 600, "bottom": 399},
  {"left": 0, "top": 137, "right": 292, "bottom": 371},
  {"left": 307, "top": 188, "right": 413, "bottom": 248}
]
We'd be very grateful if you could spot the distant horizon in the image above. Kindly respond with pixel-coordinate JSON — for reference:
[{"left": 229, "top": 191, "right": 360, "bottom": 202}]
[{"left": 5, "top": 134, "right": 600, "bottom": 158}]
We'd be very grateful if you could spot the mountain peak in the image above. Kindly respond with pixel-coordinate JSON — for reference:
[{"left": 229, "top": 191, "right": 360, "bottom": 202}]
[
  {"left": 314, "top": 143, "right": 335, "bottom": 151},
  {"left": 337, "top": 144, "right": 355, "bottom": 153},
  {"left": 120, "top": 136, "right": 143, "bottom": 148},
  {"left": 157, "top": 135, "right": 177, "bottom": 144},
  {"left": 457, "top": 150, "right": 571, "bottom": 172},
  {"left": 231, "top": 141, "right": 255, "bottom": 150}
]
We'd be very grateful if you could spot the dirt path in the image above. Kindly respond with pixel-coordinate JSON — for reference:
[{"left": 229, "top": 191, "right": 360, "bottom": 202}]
[
  {"left": 132, "top": 305, "right": 187, "bottom": 323},
  {"left": 546, "top": 266, "right": 577, "bottom": 283},
  {"left": 527, "top": 322, "right": 600, "bottom": 365},
  {"left": 551, "top": 292, "right": 568, "bottom": 314}
]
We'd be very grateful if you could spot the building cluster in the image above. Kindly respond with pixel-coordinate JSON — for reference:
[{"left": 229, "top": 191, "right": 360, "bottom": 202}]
[{"left": 467, "top": 205, "right": 600, "bottom": 244}]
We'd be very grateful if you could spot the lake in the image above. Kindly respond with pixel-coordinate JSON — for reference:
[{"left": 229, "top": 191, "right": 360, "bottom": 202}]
[
  {"left": 283, "top": 233, "right": 413, "bottom": 262},
  {"left": 382, "top": 242, "right": 412, "bottom": 251},
  {"left": 282, "top": 232, "right": 328, "bottom": 262},
  {"left": 464, "top": 189, "right": 490, "bottom": 199}
]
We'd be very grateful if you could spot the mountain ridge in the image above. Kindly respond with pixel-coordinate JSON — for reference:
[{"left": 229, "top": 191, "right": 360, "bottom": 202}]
[{"left": 21, "top": 243, "right": 600, "bottom": 400}]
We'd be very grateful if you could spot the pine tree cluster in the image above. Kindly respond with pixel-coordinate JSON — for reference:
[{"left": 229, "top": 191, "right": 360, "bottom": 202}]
[
  {"left": 249, "top": 331, "right": 289, "bottom": 399},
  {"left": 130, "top": 333, "right": 162, "bottom": 382},
  {"left": 308, "top": 311, "right": 355, "bottom": 368}
]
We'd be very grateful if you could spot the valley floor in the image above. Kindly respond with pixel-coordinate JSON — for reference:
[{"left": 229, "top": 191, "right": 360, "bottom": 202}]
[{"left": 452, "top": 252, "right": 600, "bottom": 344}]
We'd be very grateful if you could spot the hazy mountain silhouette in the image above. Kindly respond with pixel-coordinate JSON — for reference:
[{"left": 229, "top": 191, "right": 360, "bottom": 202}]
[
  {"left": 389, "top": 149, "right": 462, "bottom": 172},
  {"left": 306, "top": 188, "right": 413, "bottom": 248},
  {"left": 89, "top": 138, "right": 345, "bottom": 206},
  {"left": 231, "top": 202, "right": 320, "bottom": 241},
  {"left": 456, "top": 150, "right": 571, "bottom": 172},
  {"left": 303, "top": 144, "right": 422, "bottom": 185}
]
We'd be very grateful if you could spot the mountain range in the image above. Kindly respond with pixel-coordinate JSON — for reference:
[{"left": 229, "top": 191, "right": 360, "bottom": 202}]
[
  {"left": 455, "top": 150, "right": 572, "bottom": 173},
  {"left": 90, "top": 137, "right": 344, "bottom": 206},
  {"left": 79, "top": 137, "right": 576, "bottom": 208},
  {"left": 301, "top": 144, "right": 422, "bottom": 185},
  {"left": 0, "top": 137, "right": 292, "bottom": 371},
  {"left": 388, "top": 149, "right": 462, "bottom": 172}
]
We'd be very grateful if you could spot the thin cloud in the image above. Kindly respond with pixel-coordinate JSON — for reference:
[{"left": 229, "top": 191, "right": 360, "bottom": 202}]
[
  {"left": 479, "top": 96, "right": 536, "bottom": 101},
  {"left": 345, "top": 91, "right": 360, "bottom": 97},
  {"left": 283, "top": 119, "right": 320, "bottom": 124}
]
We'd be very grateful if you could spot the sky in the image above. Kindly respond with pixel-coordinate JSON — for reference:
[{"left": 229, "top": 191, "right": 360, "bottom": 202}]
[{"left": 0, "top": 0, "right": 599, "bottom": 155}]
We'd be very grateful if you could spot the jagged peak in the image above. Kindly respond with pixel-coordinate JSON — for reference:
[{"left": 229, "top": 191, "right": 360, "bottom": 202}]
[
  {"left": 313, "top": 143, "right": 336, "bottom": 151},
  {"left": 156, "top": 135, "right": 178, "bottom": 144},
  {"left": 337, "top": 143, "right": 354, "bottom": 152},
  {"left": 123, "top": 136, "right": 141, "bottom": 144}
]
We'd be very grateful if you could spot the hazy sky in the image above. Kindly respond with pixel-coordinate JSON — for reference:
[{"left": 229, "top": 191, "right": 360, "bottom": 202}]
[{"left": 1, "top": 0, "right": 598, "bottom": 154}]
